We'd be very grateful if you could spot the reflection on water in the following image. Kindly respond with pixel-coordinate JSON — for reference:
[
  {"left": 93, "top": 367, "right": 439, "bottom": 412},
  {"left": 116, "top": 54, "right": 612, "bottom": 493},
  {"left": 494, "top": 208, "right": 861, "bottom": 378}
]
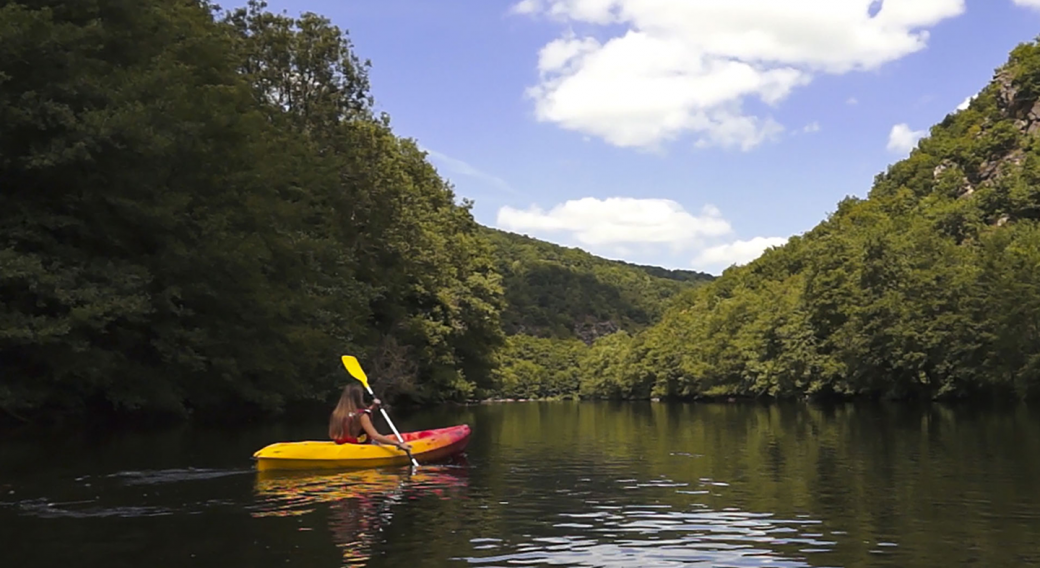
[
  {"left": 252, "top": 464, "right": 470, "bottom": 566},
  {"left": 447, "top": 459, "right": 842, "bottom": 568},
  {"left": 462, "top": 487, "right": 837, "bottom": 567},
  {"left": 1, "top": 401, "right": 1039, "bottom": 568}
]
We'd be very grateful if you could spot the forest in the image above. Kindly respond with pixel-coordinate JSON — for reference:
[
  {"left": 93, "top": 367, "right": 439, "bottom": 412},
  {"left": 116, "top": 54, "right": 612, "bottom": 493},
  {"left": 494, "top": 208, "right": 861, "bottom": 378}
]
[
  {"left": 3, "top": 0, "right": 1040, "bottom": 424},
  {"left": 0, "top": 0, "right": 707, "bottom": 420},
  {"left": 579, "top": 42, "right": 1040, "bottom": 402}
]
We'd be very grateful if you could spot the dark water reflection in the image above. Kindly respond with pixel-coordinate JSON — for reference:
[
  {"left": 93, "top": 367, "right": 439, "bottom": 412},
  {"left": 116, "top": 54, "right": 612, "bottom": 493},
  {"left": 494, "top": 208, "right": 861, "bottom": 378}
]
[
  {"left": 251, "top": 465, "right": 470, "bottom": 566},
  {"left": 1, "top": 401, "right": 1039, "bottom": 567}
]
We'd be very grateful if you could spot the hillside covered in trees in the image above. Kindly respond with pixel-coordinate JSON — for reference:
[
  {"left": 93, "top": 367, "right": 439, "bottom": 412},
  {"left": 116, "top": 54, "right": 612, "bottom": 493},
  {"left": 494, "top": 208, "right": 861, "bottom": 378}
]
[
  {"left": 0, "top": 0, "right": 510, "bottom": 420},
  {"left": 0, "top": 0, "right": 709, "bottom": 421},
  {"left": 480, "top": 229, "right": 711, "bottom": 400},
  {"left": 579, "top": 41, "right": 1040, "bottom": 402},
  {"left": 485, "top": 228, "right": 711, "bottom": 341}
]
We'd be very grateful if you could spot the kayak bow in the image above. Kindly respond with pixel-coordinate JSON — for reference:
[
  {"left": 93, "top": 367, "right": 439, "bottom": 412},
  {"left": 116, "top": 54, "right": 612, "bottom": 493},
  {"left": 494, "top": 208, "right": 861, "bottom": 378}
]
[{"left": 252, "top": 424, "right": 471, "bottom": 471}]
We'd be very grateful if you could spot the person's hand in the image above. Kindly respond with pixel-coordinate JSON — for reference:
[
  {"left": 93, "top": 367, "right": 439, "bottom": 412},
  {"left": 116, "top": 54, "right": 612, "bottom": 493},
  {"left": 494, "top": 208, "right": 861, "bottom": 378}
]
[
  {"left": 396, "top": 442, "right": 411, "bottom": 451},
  {"left": 371, "top": 398, "right": 382, "bottom": 407}
]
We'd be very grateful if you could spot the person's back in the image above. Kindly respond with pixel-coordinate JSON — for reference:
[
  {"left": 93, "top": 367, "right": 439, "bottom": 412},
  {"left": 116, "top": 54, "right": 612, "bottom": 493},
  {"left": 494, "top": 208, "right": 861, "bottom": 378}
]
[{"left": 329, "top": 383, "right": 411, "bottom": 451}]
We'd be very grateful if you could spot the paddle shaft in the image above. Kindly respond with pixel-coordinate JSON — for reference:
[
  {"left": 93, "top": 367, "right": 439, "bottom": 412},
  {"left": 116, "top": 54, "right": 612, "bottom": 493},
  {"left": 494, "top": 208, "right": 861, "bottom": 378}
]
[{"left": 365, "top": 384, "right": 419, "bottom": 467}]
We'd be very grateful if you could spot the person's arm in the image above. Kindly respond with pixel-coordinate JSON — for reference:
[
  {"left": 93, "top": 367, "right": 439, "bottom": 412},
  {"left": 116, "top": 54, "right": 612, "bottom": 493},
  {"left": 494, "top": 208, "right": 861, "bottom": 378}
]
[{"left": 358, "top": 412, "right": 411, "bottom": 450}]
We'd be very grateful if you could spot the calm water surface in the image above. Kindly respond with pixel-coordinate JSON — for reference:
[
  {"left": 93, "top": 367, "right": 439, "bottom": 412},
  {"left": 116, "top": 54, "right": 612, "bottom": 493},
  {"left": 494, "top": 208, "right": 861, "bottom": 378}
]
[{"left": 2, "top": 402, "right": 1039, "bottom": 567}]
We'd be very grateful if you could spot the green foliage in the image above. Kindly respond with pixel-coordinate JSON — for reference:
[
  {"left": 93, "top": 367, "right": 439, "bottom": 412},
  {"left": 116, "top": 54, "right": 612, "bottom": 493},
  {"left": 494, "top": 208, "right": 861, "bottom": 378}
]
[
  {"left": 478, "top": 228, "right": 711, "bottom": 400},
  {"left": 579, "top": 39, "right": 1040, "bottom": 402},
  {"left": 487, "top": 334, "right": 584, "bottom": 400},
  {"left": 484, "top": 228, "right": 711, "bottom": 339},
  {"left": 579, "top": 331, "right": 644, "bottom": 399},
  {"left": 0, "top": 0, "right": 502, "bottom": 419}
]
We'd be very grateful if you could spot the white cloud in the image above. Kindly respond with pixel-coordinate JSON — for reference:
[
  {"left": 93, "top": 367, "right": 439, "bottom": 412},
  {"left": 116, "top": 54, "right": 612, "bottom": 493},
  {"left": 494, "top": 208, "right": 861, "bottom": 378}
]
[
  {"left": 956, "top": 93, "right": 977, "bottom": 111},
  {"left": 537, "top": 34, "right": 601, "bottom": 73},
  {"left": 495, "top": 196, "right": 797, "bottom": 272},
  {"left": 887, "top": 123, "right": 927, "bottom": 154},
  {"left": 847, "top": 97, "right": 859, "bottom": 105},
  {"left": 422, "top": 147, "right": 516, "bottom": 195},
  {"left": 510, "top": 0, "right": 543, "bottom": 15},
  {"left": 803, "top": 121, "right": 821, "bottom": 133},
  {"left": 1012, "top": 0, "right": 1040, "bottom": 10},
  {"left": 496, "top": 197, "right": 732, "bottom": 247},
  {"left": 512, "top": 0, "right": 966, "bottom": 151},
  {"left": 693, "top": 236, "right": 790, "bottom": 269}
]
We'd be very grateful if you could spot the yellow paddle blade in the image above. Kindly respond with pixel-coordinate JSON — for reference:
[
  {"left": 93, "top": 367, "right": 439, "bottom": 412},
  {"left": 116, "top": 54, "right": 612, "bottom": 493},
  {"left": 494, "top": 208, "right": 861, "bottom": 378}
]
[{"left": 341, "top": 355, "right": 370, "bottom": 390}]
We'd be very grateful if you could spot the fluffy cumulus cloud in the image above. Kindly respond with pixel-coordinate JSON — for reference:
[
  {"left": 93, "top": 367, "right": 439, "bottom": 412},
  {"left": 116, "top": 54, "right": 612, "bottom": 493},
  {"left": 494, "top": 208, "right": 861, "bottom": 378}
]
[
  {"left": 496, "top": 197, "right": 790, "bottom": 272},
  {"left": 887, "top": 123, "right": 927, "bottom": 154},
  {"left": 496, "top": 197, "right": 732, "bottom": 247},
  {"left": 1012, "top": 0, "right": 1040, "bottom": 9},
  {"left": 693, "top": 236, "right": 790, "bottom": 269},
  {"left": 512, "top": 0, "right": 966, "bottom": 151}
]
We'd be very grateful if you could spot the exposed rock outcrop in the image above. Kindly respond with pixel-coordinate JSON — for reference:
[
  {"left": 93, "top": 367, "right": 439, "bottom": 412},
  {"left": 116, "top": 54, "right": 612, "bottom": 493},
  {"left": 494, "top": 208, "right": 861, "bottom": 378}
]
[
  {"left": 931, "top": 67, "right": 1040, "bottom": 213},
  {"left": 573, "top": 318, "right": 619, "bottom": 345}
]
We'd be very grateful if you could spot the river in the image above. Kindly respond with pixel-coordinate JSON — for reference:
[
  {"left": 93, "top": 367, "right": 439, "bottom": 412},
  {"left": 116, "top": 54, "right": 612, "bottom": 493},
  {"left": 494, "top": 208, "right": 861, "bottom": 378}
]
[{"left": 2, "top": 401, "right": 1039, "bottom": 567}]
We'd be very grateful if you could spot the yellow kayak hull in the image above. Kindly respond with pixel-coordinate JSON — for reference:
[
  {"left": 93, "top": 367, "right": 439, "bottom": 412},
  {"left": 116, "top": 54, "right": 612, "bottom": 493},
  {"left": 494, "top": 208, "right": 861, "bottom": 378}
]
[{"left": 252, "top": 424, "right": 471, "bottom": 471}]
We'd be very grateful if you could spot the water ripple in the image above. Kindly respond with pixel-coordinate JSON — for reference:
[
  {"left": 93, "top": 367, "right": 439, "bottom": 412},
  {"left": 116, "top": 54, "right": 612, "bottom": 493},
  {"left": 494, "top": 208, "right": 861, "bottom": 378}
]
[
  {"left": 16, "top": 498, "right": 175, "bottom": 519},
  {"left": 458, "top": 474, "right": 838, "bottom": 568},
  {"left": 6, "top": 467, "right": 251, "bottom": 519},
  {"left": 107, "top": 467, "right": 251, "bottom": 486}
]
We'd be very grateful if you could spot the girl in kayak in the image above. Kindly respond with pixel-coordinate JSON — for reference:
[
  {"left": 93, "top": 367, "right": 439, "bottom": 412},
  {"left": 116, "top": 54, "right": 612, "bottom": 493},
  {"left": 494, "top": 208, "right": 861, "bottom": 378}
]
[{"left": 329, "top": 382, "right": 412, "bottom": 451}]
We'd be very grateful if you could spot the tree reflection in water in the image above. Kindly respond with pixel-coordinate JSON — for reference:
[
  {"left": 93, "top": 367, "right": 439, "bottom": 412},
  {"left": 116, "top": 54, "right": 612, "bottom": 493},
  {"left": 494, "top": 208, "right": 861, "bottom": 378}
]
[{"left": 252, "top": 459, "right": 469, "bottom": 566}]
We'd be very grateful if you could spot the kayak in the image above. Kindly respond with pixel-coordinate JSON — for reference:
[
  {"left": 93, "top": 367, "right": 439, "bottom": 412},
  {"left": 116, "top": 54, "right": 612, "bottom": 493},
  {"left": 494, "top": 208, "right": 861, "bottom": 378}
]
[{"left": 252, "top": 424, "right": 471, "bottom": 471}]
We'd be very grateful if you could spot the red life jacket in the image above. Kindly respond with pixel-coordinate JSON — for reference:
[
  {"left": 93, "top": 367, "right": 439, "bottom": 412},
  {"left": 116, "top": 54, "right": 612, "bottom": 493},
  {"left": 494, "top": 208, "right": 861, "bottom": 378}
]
[{"left": 334, "top": 408, "right": 372, "bottom": 445}]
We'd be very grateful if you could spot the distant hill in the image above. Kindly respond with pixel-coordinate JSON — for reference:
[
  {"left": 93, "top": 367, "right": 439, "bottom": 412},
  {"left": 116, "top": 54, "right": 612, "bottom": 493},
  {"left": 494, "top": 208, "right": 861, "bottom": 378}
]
[
  {"left": 481, "top": 228, "right": 713, "bottom": 343},
  {"left": 614, "top": 261, "right": 714, "bottom": 283}
]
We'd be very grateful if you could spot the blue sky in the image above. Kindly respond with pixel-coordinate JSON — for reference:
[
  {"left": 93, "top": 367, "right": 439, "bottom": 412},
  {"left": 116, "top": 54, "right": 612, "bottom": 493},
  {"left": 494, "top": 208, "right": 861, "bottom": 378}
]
[{"left": 245, "top": 0, "right": 1040, "bottom": 274}]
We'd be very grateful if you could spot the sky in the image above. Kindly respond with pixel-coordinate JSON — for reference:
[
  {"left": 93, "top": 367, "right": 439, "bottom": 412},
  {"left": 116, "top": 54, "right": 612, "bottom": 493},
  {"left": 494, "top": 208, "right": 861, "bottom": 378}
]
[{"left": 243, "top": 0, "right": 1040, "bottom": 275}]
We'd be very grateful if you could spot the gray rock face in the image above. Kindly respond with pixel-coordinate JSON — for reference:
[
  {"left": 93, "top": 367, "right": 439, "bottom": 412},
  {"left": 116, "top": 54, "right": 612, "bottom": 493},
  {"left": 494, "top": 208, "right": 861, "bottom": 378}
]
[
  {"left": 573, "top": 318, "right": 620, "bottom": 345},
  {"left": 930, "top": 68, "right": 1040, "bottom": 217}
]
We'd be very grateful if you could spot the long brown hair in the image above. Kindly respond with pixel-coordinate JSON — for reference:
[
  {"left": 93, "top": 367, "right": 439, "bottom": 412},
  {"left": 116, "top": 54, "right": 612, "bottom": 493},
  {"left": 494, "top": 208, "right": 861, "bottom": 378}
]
[{"left": 329, "top": 382, "right": 367, "bottom": 440}]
